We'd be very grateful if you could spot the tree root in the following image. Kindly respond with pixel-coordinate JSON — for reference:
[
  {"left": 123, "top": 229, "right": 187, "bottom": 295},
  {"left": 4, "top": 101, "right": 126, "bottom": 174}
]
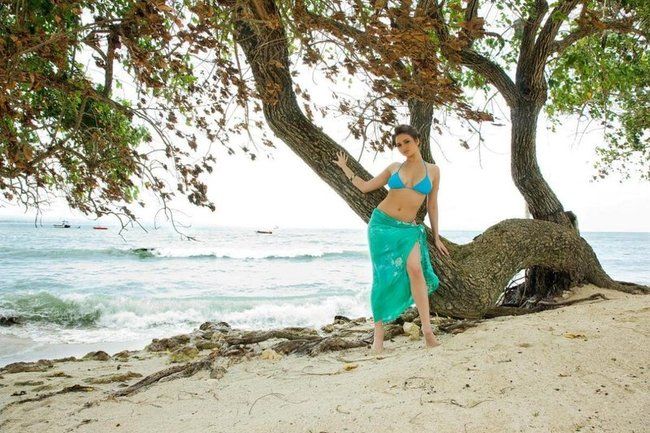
[
  {"left": 483, "top": 293, "right": 610, "bottom": 318},
  {"left": 611, "top": 280, "right": 650, "bottom": 294},
  {"left": 110, "top": 352, "right": 235, "bottom": 398},
  {"left": 224, "top": 328, "right": 321, "bottom": 346},
  {"left": 0, "top": 384, "right": 95, "bottom": 413}
]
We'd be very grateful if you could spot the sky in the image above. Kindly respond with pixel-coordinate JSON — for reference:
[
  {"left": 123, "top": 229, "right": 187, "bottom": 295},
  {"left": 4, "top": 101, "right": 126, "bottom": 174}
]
[
  {"left": 1, "top": 16, "right": 648, "bottom": 234},
  {"left": 2, "top": 109, "right": 648, "bottom": 233},
  {"left": 195, "top": 113, "right": 650, "bottom": 233}
]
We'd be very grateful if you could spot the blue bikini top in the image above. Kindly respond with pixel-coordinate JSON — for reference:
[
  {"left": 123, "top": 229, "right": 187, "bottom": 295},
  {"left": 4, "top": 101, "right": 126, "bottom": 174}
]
[{"left": 387, "top": 159, "right": 432, "bottom": 195}]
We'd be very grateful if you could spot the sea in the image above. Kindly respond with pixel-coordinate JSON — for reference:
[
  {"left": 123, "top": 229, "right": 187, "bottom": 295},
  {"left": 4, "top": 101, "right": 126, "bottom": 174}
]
[{"left": 0, "top": 220, "right": 648, "bottom": 366}]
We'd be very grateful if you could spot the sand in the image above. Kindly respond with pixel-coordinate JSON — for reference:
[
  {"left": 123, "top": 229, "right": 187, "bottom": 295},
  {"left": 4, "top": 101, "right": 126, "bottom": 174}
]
[{"left": 0, "top": 283, "right": 648, "bottom": 433}]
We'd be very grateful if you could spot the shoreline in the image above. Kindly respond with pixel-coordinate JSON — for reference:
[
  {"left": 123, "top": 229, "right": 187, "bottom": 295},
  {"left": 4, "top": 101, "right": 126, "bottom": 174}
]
[
  {"left": 0, "top": 336, "right": 154, "bottom": 368},
  {"left": 1, "top": 283, "right": 648, "bottom": 432}
]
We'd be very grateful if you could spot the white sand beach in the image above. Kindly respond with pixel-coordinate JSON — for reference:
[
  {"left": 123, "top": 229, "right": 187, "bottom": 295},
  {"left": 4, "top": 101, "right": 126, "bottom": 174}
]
[{"left": 1, "top": 283, "right": 648, "bottom": 433}]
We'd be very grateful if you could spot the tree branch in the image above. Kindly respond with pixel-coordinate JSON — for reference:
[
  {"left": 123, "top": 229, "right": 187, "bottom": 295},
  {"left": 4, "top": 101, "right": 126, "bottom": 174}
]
[
  {"left": 417, "top": 0, "right": 518, "bottom": 107},
  {"left": 530, "top": 0, "right": 581, "bottom": 80},
  {"left": 550, "top": 16, "right": 641, "bottom": 55},
  {"left": 294, "top": 5, "right": 410, "bottom": 82},
  {"left": 517, "top": 0, "right": 548, "bottom": 76}
]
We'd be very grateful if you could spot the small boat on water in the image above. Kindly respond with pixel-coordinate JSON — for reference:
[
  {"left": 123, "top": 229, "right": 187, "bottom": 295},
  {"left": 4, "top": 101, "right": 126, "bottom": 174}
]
[
  {"left": 93, "top": 226, "right": 108, "bottom": 230},
  {"left": 256, "top": 225, "right": 278, "bottom": 235},
  {"left": 53, "top": 220, "right": 71, "bottom": 228}
]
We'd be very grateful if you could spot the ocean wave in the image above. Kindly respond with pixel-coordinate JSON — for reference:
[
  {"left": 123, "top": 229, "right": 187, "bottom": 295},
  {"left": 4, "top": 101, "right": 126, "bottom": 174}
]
[
  {"left": 0, "top": 292, "right": 101, "bottom": 327},
  {"left": 0, "top": 246, "right": 368, "bottom": 261},
  {"left": 144, "top": 247, "right": 368, "bottom": 260},
  {"left": 0, "top": 246, "right": 134, "bottom": 260},
  {"left": 0, "top": 291, "right": 370, "bottom": 344}
]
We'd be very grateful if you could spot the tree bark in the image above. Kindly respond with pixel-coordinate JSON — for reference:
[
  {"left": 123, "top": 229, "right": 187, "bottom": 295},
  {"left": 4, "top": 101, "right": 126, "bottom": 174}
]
[
  {"left": 511, "top": 59, "right": 578, "bottom": 298},
  {"left": 225, "top": 0, "right": 649, "bottom": 319},
  {"left": 408, "top": 99, "right": 435, "bottom": 225}
]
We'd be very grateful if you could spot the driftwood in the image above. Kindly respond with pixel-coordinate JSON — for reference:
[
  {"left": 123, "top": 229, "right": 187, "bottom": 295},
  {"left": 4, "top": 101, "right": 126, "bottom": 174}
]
[
  {"left": 104, "top": 290, "right": 612, "bottom": 398},
  {"left": 112, "top": 358, "right": 216, "bottom": 397},
  {"left": 3, "top": 384, "right": 95, "bottom": 409}
]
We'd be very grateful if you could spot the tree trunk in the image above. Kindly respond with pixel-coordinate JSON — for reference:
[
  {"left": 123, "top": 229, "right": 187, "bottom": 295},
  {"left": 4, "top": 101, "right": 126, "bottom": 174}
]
[
  {"left": 408, "top": 99, "right": 435, "bottom": 225},
  {"left": 510, "top": 98, "right": 580, "bottom": 299},
  {"left": 225, "top": 0, "right": 649, "bottom": 319}
]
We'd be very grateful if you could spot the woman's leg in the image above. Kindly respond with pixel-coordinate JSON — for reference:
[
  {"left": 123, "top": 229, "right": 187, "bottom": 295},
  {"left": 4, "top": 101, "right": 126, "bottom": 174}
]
[
  {"left": 406, "top": 241, "right": 440, "bottom": 348},
  {"left": 371, "top": 320, "right": 384, "bottom": 353}
]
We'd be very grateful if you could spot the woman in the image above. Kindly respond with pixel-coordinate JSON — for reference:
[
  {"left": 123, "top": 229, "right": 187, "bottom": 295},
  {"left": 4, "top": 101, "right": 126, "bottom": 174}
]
[{"left": 333, "top": 124, "right": 450, "bottom": 353}]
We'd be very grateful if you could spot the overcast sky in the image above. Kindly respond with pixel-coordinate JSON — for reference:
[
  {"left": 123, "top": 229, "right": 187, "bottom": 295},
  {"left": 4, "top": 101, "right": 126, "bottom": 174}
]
[
  {"left": 1, "top": 36, "right": 648, "bottom": 233},
  {"left": 196, "top": 114, "right": 649, "bottom": 233},
  {"left": 2, "top": 110, "right": 648, "bottom": 233}
]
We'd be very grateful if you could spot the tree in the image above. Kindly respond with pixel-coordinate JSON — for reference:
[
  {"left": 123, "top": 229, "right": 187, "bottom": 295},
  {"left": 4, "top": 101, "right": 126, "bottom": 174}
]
[
  {"left": 0, "top": 0, "right": 224, "bottom": 233},
  {"left": 215, "top": 0, "right": 649, "bottom": 316},
  {"left": 1, "top": 0, "right": 647, "bottom": 317},
  {"left": 283, "top": 0, "right": 649, "bottom": 298}
]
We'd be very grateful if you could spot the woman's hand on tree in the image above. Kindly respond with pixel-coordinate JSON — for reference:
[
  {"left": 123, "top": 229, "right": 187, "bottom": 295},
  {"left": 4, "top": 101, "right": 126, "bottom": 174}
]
[
  {"left": 434, "top": 237, "right": 450, "bottom": 257},
  {"left": 333, "top": 150, "right": 349, "bottom": 170}
]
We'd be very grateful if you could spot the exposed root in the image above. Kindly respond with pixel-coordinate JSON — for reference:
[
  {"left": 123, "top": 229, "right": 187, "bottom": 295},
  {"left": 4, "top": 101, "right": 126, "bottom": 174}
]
[
  {"left": 111, "top": 356, "right": 219, "bottom": 398},
  {"left": 484, "top": 293, "right": 610, "bottom": 318},
  {"left": 1, "top": 384, "right": 95, "bottom": 412},
  {"left": 611, "top": 280, "right": 650, "bottom": 295}
]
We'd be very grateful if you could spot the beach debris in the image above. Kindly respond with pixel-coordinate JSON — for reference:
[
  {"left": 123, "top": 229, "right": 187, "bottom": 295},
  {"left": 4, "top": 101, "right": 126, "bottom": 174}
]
[
  {"left": 107, "top": 313, "right": 429, "bottom": 397},
  {"left": 563, "top": 332, "right": 587, "bottom": 340},
  {"left": 1, "top": 360, "right": 53, "bottom": 374},
  {"left": 11, "top": 390, "right": 27, "bottom": 396},
  {"left": 112, "top": 351, "right": 132, "bottom": 361},
  {"left": 8, "top": 384, "right": 95, "bottom": 407},
  {"left": 0, "top": 315, "right": 23, "bottom": 326},
  {"left": 224, "top": 327, "right": 320, "bottom": 346},
  {"left": 146, "top": 334, "right": 190, "bottom": 352},
  {"left": 195, "top": 340, "right": 222, "bottom": 351},
  {"left": 14, "top": 380, "right": 44, "bottom": 386},
  {"left": 342, "top": 362, "right": 358, "bottom": 371},
  {"left": 169, "top": 346, "right": 200, "bottom": 363},
  {"left": 199, "top": 321, "right": 232, "bottom": 333},
  {"left": 112, "top": 355, "right": 219, "bottom": 398},
  {"left": 260, "top": 348, "right": 283, "bottom": 361},
  {"left": 321, "top": 324, "right": 335, "bottom": 333},
  {"left": 83, "top": 351, "right": 111, "bottom": 361},
  {"left": 437, "top": 319, "right": 479, "bottom": 334},
  {"left": 403, "top": 322, "right": 421, "bottom": 340},
  {"left": 52, "top": 356, "right": 77, "bottom": 363},
  {"left": 47, "top": 371, "right": 72, "bottom": 378},
  {"left": 210, "top": 366, "right": 227, "bottom": 379},
  {"left": 32, "top": 384, "right": 54, "bottom": 392},
  {"left": 84, "top": 371, "right": 143, "bottom": 384}
]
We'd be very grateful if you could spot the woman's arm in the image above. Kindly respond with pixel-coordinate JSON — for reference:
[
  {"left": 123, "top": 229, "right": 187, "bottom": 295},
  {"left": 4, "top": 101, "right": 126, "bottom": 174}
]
[
  {"left": 337, "top": 159, "right": 396, "bottom": 194},
  {"left": 357, "top": 163, "right": 396, "bottom": 193}
]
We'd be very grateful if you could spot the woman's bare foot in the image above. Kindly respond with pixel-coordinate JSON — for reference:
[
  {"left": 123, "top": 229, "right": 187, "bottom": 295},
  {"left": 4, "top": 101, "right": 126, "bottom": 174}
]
[
  {"left": 371, "top": 322, "right": 384, "bottom": 354},
  {"left": 370, "top": 338, "right": 384, "bottom": 354},
  {"left": 423, "top": 327, "right": 440, "bottom": 348}
]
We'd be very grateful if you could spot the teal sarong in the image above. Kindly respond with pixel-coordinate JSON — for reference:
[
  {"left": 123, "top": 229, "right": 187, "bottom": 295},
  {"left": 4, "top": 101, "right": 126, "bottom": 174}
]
[{"left": 367, "top": 207, "right": 440, "bottom": 323}]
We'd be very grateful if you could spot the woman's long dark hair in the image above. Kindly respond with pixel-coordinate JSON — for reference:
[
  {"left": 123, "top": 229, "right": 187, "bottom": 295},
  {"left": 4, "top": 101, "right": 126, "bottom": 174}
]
[{"left": 390, "top": 124, "right": 421, "bottom": 149}]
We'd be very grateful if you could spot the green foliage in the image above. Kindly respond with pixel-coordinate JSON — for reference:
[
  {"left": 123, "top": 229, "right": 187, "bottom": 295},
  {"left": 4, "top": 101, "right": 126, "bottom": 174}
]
[
  {"left": 547, "top": 31, "right": 649, "bottom": 180},
  {"left": 0, "top": 0, "right": 219, "bottom": 224}
]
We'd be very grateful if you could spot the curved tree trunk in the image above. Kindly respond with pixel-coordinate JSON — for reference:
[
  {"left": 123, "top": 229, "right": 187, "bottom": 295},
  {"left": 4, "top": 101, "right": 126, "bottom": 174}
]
[
  {"left": 510, "top": 86, "right": 579, "bottom": 299},
  {"left": 408, "top": 99, "right": 435, "bottom": 225},
  {"left": 224, "top": 0, "right": 649, "bottom": 319}
]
